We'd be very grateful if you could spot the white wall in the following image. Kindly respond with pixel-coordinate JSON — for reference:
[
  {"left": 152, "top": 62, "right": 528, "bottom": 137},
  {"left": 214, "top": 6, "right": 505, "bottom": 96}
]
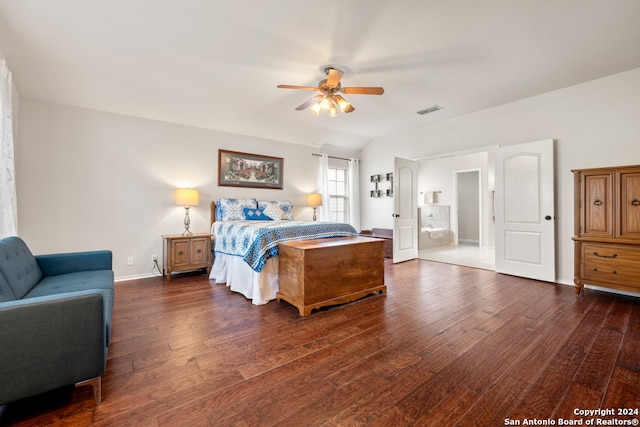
[
  {"left": 359, "top": 67, "right": 640, "bottom": 287},
  {"left": 16, "top": 99, "right": 356, "bottom": 280}
]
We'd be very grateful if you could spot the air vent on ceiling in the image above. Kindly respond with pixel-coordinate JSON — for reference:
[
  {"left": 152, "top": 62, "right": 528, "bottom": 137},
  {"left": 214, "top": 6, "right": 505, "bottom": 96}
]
[{"left": 417, "top": 105, "right": 443, "bottom": 115}]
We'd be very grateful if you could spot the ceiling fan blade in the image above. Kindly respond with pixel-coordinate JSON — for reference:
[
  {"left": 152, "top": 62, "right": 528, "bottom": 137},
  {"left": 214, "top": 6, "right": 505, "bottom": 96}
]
[
  {"left": 326, "top": 68, "right": 343, "bottom": 88},
  {"left": 277, "top": 84, "right": 320, "bottom": 91},
  {"left": 341, "top": 87, "right": 385, "bottom": 95},
  {"left": 295, "top": 95, "right": 323, "bottom": 111}
]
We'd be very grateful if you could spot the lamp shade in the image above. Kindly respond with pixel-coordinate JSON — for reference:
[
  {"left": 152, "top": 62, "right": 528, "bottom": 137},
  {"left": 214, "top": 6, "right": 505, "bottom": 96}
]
[
  {"left": 307, "top": 193, "right": 322, "bottom": 207},
  {"left": 175, "top": 188, "right": 199, "bottom": 207}
]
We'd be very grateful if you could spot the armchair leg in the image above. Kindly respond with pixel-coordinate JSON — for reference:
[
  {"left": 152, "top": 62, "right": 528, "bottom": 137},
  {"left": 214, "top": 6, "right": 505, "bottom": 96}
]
[{"left": 76, "top": 376, "right": 102, "bottom": 404}]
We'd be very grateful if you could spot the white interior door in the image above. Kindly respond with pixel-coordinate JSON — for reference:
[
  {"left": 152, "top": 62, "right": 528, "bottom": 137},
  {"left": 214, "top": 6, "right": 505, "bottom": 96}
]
[
  {"left": 495, "top": 139, "right": 555, "bottom": 282},
  {"left": 393, "top": 157, "right": 418, "bottom": 263}
]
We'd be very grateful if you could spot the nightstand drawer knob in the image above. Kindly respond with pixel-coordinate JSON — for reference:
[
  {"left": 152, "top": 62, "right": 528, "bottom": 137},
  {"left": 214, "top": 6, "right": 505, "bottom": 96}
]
[
  {"left": 196, "top": 249, "right": 202, "bottom": 254},
  {"left": 178, "top": 251, "right": 185, "bottom": 256}
]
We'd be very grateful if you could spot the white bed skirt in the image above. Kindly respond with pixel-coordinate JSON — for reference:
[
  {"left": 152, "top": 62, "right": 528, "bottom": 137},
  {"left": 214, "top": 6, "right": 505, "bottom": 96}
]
[{"left": 209, "top": 253, "right": 279, "bottom": 305}]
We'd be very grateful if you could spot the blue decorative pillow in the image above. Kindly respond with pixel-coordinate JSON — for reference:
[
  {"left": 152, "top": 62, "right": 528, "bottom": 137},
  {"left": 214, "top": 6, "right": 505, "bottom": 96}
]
[
  {"left": 258, "top": 200, "right": 293, "bottom": 220},
  {"left": 243, "top": 207, "right": 270, "bottom": 221},
  {"left": 218, "top": 198, "right": 257, "bottom": 221}
]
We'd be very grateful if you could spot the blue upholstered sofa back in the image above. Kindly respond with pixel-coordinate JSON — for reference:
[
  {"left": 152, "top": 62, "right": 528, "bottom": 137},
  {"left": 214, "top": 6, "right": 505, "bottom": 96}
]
[{"left": 0, "top": 236, "right": 43, "bottom": 300}]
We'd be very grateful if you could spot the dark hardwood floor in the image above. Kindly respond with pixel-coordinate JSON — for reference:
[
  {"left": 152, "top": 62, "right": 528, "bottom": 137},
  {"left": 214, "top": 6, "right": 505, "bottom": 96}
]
[{"left": 2, "top": 259, "right": 639, "bottom": 426}]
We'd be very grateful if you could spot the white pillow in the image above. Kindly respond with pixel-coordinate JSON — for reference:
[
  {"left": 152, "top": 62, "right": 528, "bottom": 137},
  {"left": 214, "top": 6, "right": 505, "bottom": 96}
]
[
  {"left": 262, "top": 202, "right": 286, "bottom": 220},
  {"left": 258, "top": 200, "right": 293, "bottom": 220},
  {"left": 218, "top": 198, "right": 258, "bottom": 221}
]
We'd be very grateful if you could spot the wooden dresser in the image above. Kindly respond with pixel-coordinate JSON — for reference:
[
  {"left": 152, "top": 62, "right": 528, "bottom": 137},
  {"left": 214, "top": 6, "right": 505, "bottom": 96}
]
[
  {"left": 572, "top": 165, "right": 640, "bottom": 295},
  {"left": 277, "top": 236, "right": 386, "bottom": 315}
]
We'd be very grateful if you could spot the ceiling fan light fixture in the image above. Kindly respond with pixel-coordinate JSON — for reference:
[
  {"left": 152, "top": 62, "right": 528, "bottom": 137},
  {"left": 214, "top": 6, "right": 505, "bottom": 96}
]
[
  {"left": 337, "top": 99, "right": 349, "bottom": 111},
  {"left": 278, "top": 67, "right": 383, "bottom": 117},
  {"left": 319, "top": 97, "right": 331, "bottom": 110},
  {"left": 329, "top": 103, "right": 338, "bottom": 118}
]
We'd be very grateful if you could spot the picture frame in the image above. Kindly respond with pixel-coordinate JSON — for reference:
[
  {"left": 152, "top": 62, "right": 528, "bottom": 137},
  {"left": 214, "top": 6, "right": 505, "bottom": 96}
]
[{"left": 218, "top": 149, "right": 283, "bottom": 189}]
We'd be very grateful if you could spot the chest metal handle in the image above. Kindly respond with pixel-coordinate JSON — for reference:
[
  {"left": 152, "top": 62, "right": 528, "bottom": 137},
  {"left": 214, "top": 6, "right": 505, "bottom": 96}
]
[{"left": 593, "top": 251, "right": 617, "bottom": 259}]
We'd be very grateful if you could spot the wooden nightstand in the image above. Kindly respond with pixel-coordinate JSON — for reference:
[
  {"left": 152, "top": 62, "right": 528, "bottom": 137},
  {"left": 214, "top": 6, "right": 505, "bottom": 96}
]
[{"left": 162, "top": 233, "right": 212, "bottom": 281}]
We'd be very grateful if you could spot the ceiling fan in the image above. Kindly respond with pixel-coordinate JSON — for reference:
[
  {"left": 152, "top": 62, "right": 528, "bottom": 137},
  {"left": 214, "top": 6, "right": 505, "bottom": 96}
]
[{"left": 277, "top": 67, "right": 384, "bottom": 117}]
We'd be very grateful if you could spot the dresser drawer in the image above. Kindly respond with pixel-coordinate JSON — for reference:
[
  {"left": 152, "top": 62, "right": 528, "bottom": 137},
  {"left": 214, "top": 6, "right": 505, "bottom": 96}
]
[{"left": 582, "top": 243, "right": 640, "bottom": 287}]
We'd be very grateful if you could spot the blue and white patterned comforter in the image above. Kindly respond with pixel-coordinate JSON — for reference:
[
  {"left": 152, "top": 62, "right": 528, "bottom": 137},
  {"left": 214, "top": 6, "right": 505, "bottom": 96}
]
[{"left": 213, "top": 220, "right": 358, "bottom": 272}]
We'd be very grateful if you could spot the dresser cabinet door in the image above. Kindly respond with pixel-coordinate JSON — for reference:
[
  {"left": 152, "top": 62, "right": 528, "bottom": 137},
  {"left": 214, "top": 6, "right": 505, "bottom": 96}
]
[
  {"left": 171, "top": 240, "right": 190, "bottom": 267},
  {"left": 620, "top": 171, "right": 640, "bottom": 239},
  {"left": 582, "top": 172, "right": 614, "bottom": 237},
  {"left": 190, "top": 238, "right": 208, "bottom": 265}
]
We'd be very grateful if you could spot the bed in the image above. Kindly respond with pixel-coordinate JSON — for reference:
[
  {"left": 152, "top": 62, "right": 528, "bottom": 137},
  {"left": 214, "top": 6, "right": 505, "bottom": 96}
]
[{"left": 208, "top": 198, "right": 359, "bottom": 305}]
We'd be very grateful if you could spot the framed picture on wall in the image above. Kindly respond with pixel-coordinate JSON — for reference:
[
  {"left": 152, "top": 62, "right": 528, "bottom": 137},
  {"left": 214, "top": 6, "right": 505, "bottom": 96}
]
[{"left": 218, "top": 149, "right": 284, "bottom": 189}]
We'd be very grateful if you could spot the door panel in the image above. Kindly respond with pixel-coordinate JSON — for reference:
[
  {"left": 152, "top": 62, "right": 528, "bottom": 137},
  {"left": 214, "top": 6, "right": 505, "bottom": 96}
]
[
  {"left": 583, "top": 172, "right": 613, "bottom": 237},
  {"left": 393, "top": 157, "right": 418, "bottom": 262},
  {"left": 495, "top": 139, "right": 555, "bottom": 282},
  {"left": 620, "top": 171, "right": 640, "bottom": 238}
]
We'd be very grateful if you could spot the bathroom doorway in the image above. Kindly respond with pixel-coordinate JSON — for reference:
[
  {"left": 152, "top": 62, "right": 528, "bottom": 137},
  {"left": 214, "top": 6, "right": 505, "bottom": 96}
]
[
  {"left": 454, "top": 169, "right": 481, "bottom": 247},
  {"left": 416, "top": 152, "right": 495, "bottom": 270}
]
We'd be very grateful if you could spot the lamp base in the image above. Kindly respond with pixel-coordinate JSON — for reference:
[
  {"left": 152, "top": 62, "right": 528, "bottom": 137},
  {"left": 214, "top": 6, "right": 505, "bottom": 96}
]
[
  {"left": 183, "top": 207, "right": 193, "bottom": 235},
  {"left": 313, "top": 207, "right": 317, "bottom": 221}
]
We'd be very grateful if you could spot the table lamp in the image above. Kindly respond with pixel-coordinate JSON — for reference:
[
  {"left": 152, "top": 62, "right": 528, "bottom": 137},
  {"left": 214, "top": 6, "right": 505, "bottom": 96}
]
[
  {"left": 307, "top": 193, "right": 322, "bottom": 221},
  {"left": 175, "top": 188, "right": 199, "bottom": 235}
]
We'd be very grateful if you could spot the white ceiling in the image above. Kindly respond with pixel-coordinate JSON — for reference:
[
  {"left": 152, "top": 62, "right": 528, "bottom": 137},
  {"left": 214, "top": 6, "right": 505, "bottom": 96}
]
[{"left": 1, "top": 1, "right": 639, "bottom": 152}]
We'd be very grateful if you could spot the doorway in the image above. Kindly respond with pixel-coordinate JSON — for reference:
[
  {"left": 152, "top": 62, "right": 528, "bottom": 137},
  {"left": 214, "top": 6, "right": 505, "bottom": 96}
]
[
  {"left": 416, "top": 151, "right": 495, "bottom": 270},
  {"left": 454, "top": 169, "right": 481, "bottom": 247}
]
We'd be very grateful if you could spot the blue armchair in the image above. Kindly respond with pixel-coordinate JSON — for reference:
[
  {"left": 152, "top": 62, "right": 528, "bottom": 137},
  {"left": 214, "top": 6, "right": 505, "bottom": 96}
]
[{"left": 0, "top": 236, "right": 114, "bottom": 405}]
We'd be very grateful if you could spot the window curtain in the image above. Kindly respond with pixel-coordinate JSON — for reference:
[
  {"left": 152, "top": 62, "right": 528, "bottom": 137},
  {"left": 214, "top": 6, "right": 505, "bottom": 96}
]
[
  {"left": 0, "top": 59, "right": 17, "bottom": 238},
  {"left": 347, "top": 158, "right": 360, "bottom": 231},
  {"left": 317, "top": 153, "right": 330, "bottom": 221}
]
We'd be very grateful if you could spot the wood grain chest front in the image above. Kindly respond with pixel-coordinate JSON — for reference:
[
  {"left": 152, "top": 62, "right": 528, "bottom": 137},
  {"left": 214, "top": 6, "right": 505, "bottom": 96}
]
[
  {"left": 277, "top": 236, "right": 386, "bottom": 316},
  {"left": 573, "top": 165, "right": 640, "bottom": 295}
]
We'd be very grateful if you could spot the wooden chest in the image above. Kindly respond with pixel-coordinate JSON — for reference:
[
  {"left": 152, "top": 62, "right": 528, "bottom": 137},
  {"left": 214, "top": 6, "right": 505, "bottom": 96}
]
[{"left": 277, "top": 236, "right": 386, "bottom": 316}]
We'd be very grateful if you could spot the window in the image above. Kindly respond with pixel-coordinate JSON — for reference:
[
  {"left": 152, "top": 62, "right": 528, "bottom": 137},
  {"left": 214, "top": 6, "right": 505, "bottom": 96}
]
[{"left": 327, "top": 167, "right": 348, "bottom": 222}]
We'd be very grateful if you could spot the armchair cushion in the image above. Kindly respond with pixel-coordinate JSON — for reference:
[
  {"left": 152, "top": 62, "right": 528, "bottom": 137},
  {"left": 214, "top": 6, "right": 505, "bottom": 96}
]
[
  {"left": 0, "top": 236, "right": 43, "bottom": 299},
  {"left": 0, "top": 272, "right": 17, "bottom": 302}
]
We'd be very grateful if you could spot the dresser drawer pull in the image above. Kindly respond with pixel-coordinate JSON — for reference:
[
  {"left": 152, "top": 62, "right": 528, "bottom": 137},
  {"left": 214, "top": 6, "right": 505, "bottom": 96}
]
[
  {"left": 196, "top": 249, "right": 202, "bottom": 254},
  {"left": 593, "top": 199, "right": 603, "bottom": 206},
  {"left": 612, "top": 270, "right": 617, "bottom": 274},
  {"left": 632, "top": 198, "right": 640, "bottom": 206},
  {"left": 178, "top": 250, "right": 185, "bottom": 256},
  {"left": 593, "top": 251, "right": 617, "bottom": 259}
]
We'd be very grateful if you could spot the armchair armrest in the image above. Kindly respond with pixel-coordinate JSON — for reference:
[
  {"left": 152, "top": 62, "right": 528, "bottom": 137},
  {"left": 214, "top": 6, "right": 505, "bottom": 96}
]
[
  {"left": 36, "top": 250, "right": 112, "bottom": 276},
  {"left": 0, "top": 291, "right": 107, "bottom": 405}
]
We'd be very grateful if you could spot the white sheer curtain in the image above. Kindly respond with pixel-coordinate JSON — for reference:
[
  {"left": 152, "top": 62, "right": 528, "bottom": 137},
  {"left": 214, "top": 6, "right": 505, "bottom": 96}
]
[
  {"left": 0, "top": 59, "right": 17, "bottom": 238},
  {"left": 317, "top": 153, "right": 330, "bottom": 221},
  {"left": 347, "top": 158, "right": 360, "bottom": 231}
]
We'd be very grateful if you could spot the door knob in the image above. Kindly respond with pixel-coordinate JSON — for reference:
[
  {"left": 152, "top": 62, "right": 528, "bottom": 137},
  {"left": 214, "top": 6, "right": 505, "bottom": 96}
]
[{"left": 545, "top": 215, "right": 552, "bottom": 221}]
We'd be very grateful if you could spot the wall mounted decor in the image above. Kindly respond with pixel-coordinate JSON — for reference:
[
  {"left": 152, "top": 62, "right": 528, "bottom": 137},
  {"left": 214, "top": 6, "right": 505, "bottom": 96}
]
[
  {"left": 218, "top": 149, "right": 283, "bottom": 189},
  {"left": 370, "top": 173, "right": 393, "bottom": 197}
]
